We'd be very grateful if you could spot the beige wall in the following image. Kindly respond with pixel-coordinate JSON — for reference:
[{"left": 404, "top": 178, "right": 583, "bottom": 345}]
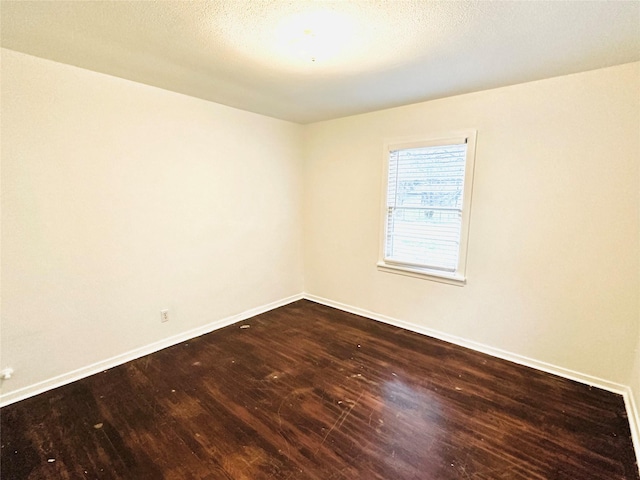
[
  {"left": 0, "top": 49, "right": 304, "bottom": 396},
  {"left": 303, "top": 62, "right": 640, "bottom": 385}
]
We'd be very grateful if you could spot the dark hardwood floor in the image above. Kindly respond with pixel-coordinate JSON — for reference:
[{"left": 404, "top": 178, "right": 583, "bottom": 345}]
[{"left": 1, "top": 300, "right": 638, "bottom": 479}]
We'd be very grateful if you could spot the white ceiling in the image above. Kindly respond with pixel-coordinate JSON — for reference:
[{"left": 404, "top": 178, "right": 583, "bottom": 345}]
[{"left": 2, "top": 1, "right": 639, "bottom": 124}]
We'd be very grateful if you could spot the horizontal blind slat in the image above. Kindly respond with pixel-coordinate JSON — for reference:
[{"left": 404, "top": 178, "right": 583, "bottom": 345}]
[{"left": 386, "top": 141, "right": 468, "bottom": 271}]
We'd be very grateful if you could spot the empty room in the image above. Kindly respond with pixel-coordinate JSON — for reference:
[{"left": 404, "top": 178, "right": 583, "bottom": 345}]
[{"left": 1, "top": 1, "right": 639, "bottom": 479}]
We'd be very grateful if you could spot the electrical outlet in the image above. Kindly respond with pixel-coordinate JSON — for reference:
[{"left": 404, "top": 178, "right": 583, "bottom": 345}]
[
  {"left": 1, "top": 368, "right": 14, "bottom": 380},
  {"left": 160, "top": 309, "right": 169, "bottom": 323}
]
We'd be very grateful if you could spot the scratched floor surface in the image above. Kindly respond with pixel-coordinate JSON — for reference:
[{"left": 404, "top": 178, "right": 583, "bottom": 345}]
[{"left": 1, "top": 300, "right": 638, "bottom": 479}]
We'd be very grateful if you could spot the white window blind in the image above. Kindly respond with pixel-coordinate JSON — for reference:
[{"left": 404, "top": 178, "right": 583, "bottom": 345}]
[{"left": 382, "top": 136, "right": 473, "bottom": 279}]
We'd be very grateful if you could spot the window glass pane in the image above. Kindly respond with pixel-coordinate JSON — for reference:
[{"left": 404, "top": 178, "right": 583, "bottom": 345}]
[
  {"left": 385, "top": 143, "right": 467, "bottom": 272},
  {"left": 386, "top": 208, "right": 462, "bottom": 271},
  {"left": 388, "top": 144, "right": 467, "bottom": 209}
]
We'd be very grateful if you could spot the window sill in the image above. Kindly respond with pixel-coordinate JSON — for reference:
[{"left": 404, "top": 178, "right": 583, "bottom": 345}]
[{"left": 376, "top": 261, "right": 466, "bottom": 286}]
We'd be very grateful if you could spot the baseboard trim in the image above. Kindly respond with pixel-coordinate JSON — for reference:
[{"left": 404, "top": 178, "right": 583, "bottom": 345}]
[
  {"left": 0, "top": 293, "right": 304, "bottom": 407},
  {"left": 303, "top": 293, "right": 640, "bottom": 469},
  {"left": 624, "top": 385, "right": 640, "bottom": 473},
  {"left": 304, "top": 293, "right": 629, "bottom": 392},
  {"left": 2, "top": 292, "right": 638, "bottom": 472}
]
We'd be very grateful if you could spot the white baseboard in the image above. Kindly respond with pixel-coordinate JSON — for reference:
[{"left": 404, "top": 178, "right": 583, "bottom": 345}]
[
  {"left": 303, "top": 293, "right": 640, "bottom": 469},
  {"left": 0, "top": 293, "right": 304, "bottom": 407},
  {"left": 624, "top": 386, "right": 640, "bottom": 473},
  {"left": 2, "top": 291, "right": 638, "bottom": 472},
  {"left": 303, "top": 294, "right": 626, "bottom": 392}
]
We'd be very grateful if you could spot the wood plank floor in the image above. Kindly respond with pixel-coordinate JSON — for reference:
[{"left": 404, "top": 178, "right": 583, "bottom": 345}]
[{"left": 1, "top": 300, "right": 638, "bottom": 479}]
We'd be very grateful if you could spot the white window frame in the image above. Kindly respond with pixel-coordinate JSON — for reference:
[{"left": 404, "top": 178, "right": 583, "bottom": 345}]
[{"left": 377, "top": 130, "right": 477, "bottom": 286}]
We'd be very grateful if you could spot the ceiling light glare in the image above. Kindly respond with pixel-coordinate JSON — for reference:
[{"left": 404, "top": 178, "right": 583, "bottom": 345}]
[
  {"left": 274, "top": 10, "right": 356, "bottom": 65},
  {"left": 215, "top": 1, "right": 438, "bottom": 76},
  {"left": 294, "top": 29, "right": 318, "bottom": 62}
]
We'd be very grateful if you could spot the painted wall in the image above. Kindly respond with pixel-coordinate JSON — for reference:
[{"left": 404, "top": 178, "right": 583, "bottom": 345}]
[
  {"left": 0, "top": 49, "right": 304, "bottom": 397},
  {"left": 303, "top": 62, "right": 640, "bottom": 385}
]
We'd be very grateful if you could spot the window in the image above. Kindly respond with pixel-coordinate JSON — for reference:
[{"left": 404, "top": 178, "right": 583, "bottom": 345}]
[{"left": 378, "top": 131, "right": 477, "bottom": 285}]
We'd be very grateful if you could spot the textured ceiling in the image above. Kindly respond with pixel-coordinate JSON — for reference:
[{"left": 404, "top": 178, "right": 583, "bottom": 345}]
[{"left": 2, "top": 1, "right": 639, "bottom": 124}]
